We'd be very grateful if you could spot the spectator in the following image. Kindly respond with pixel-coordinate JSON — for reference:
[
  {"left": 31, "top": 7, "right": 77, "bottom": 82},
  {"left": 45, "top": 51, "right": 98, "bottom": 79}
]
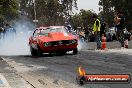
[
  {"left": 4, "top": 23, "right": 16, "bottom": 39},
  {"left": 92, "top": 14, "right": 101, "bottom": 49},
  {"left": 115, "top": 11, "right": 125, "bottom": 48},
  {"left": 100, "top": 22, "right": 106, "bottom": 37}
]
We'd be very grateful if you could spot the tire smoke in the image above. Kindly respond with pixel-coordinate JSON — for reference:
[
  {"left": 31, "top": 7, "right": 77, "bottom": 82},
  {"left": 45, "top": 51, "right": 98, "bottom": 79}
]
[
  {"left": 0, "top": 20, "right": 34, "bottom": 56},
  {"left": 77, "top": 39, "right": 88, "bottom": 51},
  {"left": 0, "top": 21, "right": 88, "bottom": 56}
]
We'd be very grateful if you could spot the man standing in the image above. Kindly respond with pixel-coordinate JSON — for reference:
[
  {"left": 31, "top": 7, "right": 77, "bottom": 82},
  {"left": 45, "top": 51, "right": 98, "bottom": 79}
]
[
  {"left": 115, "top": 11, "right": 125, "bottom": 48},
  {"left": 100, "top": 22, "right": 106, "bottom": 37},
  {"left": 84, "top": 26, "right": 89, "bottom": 42},
  {"left": 92, "top": 15, "right": 101, "bottom": 49},
  {"left": 3, "top": 23, "right": 16, "bottom": 39}
]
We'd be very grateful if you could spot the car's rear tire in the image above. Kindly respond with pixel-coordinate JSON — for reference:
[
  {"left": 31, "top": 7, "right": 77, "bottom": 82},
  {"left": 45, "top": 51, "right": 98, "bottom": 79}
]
[{"left": 73, "top": 48, "right": 78, "bottom": 54}]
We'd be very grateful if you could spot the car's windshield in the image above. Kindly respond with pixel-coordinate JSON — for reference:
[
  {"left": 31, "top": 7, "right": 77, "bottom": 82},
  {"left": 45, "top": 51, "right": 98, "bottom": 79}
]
[{"left": 39, "top": 27, "right": 68, "bottom": 36}]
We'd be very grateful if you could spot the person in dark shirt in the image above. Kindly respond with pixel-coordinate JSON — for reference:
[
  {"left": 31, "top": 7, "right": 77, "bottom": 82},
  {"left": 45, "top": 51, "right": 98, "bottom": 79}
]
[
  {"left": 4, "top": 23, "right": 16, "bottom": 39},
  {"left": 96, "top": 20, "right": 99, "bottom": 27},
  {"left": 84, "top": 26, "right": 90, "bottom": 41},
  {"left": 115, "top": 11, "right": 125, "bottom": 47},
  {"left": 100, "top": 22, "right": 106, "bottom": 37}
]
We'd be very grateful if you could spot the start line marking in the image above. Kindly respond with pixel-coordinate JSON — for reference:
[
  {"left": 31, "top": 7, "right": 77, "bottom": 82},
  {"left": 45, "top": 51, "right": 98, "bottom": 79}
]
[{"left": 0, "top": 73, "right": 11, "bottom": 88}]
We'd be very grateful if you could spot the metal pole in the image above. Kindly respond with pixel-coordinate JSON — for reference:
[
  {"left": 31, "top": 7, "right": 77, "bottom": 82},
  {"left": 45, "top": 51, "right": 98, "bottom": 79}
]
[{"left": 33, "top": 0, "right": 37, "bottom": 26}]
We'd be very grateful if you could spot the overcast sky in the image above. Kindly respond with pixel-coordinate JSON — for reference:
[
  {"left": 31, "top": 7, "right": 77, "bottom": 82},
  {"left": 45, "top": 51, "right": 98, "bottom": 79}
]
[{"left": 74, "top": 0, "right": 100, "bottom": 13}]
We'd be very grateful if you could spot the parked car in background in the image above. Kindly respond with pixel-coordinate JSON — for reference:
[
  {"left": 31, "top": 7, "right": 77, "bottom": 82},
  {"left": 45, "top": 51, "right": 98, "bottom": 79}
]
[
  {"left": 106, "top": 32, "right": 113, "bottom": 42},
  {"left": 124, "top": 28, "right": 131, "bottom": 41},
  {"left": 106, "top": 27, "right": 116, "bottom": 42}
]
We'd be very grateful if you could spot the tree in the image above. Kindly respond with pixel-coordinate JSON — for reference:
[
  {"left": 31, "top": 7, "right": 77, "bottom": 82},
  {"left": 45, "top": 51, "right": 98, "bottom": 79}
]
[
  {"left": 72, "top": 9, "right": 96, "bottom": 29},
  {"left": 99, "top": 0, "right": 132, "bottom": 30},
  {"left": 0, "top": 0, "right": 19, "bottom": 25},
  {"left": 19, "top": 0, "right": 78, "bottom": 26},
  {"left": 72, "top": 13, "right": 82, "bottom": 28},
  {"left": 79, "top": 9, "right": 94, "bottom": 27},
  {"left": 99, "top": 0, "right": 114, "bottom": 27}
]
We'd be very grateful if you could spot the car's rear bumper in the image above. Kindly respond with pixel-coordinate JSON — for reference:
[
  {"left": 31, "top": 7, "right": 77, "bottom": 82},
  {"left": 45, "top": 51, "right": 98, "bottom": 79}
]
[{"left": 40, "top": 44, "right": 77, "bottom": 53}]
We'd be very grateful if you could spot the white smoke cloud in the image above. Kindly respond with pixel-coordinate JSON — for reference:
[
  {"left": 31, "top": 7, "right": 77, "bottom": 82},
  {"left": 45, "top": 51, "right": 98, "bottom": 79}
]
[
  {"left": 0, "top": 20, "right": 34, "bottom": 56},
  {"left": 0, "top": 20, "right": 88, "bottom": 56},
  {"left": 77, "top": 38, "right": 88, "bottom": 51}
]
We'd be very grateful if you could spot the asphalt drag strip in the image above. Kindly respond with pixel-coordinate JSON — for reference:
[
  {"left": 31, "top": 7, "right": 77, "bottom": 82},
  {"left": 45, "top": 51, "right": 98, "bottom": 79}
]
[
  {"left": 0, "top": 57, "right": 34, "bottom": 88},
  {"left": 1, "top": 49, "right": 132, "bottom": 88}
]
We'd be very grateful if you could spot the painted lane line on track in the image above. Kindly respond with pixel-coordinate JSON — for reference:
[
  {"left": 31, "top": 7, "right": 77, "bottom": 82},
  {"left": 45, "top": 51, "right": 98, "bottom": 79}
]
[
  {"left": 1, "top": 57, "right": 35, "bottom": 88},
  {"left": 2, "top": 57, "right": 48, "bottom": 72},
  {"left": 0, "top": 73, "right": 11, "bottom": 88}
]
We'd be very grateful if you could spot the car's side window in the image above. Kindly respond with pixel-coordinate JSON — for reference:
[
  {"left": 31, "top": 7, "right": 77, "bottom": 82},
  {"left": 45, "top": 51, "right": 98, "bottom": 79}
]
[{"left": 33, "top": 30, "right": 38, "bottom": 37}]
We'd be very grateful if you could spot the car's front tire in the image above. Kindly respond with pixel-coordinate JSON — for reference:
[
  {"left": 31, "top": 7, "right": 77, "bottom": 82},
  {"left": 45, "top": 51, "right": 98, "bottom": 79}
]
[
  {"left": 30, "top": 46, "right": 37, "bottom": 56},
  {"left": 30, "top": 46, "right": 43, "bottom": 57},
  {"left": 73, "top": 48, "right": 78, "bottom": 54},
  {"left": 37, "top": 46, "right": 43, "bottom": 57}
]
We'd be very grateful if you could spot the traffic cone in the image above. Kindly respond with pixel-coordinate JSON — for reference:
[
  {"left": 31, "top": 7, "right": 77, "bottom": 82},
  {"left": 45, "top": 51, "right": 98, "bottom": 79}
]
[
  {"left": 101, "top": 34, "right": 107, "bottom": 50},
  {"left": 124, "top": 39, "right": 128, "bottom": 48}
]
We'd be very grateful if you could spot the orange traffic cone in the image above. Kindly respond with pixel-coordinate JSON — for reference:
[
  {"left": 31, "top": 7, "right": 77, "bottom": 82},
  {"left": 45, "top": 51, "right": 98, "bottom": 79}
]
[
  {"left": 101, "top": 34, "right": 107, "bottom": 50},
  {"left": 124, "top": 39, "right": 128, "bottom": 48}
]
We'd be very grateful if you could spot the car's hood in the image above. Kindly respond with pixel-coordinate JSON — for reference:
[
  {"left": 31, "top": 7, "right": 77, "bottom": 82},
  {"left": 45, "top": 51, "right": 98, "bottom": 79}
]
[{"left": 38, "top": 32, "right": 76, "bottom": 42}]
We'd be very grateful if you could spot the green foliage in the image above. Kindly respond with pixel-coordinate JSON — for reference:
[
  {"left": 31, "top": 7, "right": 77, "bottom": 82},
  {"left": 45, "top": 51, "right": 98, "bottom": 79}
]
[
  {"left": 99, "top": 0, "right": 132, "bottom": 29},
  {"left": 72, "top": 13, "right": 81, "bottom": 27},
  {"left": 36, "top": 0, "right": 62, "bottom": 25},
  {"left": 0, "top": 15, "right": 5, "bottom": 26},
  {"left": 0, "top": 0, "right": 19, "bottom": 26},
  {"left": 20, "top": 0, "right": 78, "bottom": 25},
  {"left": 72, "top": 9, "right": 96, "bottom": 28}
]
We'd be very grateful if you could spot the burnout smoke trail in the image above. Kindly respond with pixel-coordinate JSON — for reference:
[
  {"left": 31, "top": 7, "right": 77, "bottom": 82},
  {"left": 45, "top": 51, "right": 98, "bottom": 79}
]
[
  {"left": 0, "top": 21, "right": 88, "bottom": 56},
  {"left": 0, "top": 20, "right": 34, "bottom": 56},
  {"left": 78, "top": 38, "right": 88, "bottom": 51}
]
